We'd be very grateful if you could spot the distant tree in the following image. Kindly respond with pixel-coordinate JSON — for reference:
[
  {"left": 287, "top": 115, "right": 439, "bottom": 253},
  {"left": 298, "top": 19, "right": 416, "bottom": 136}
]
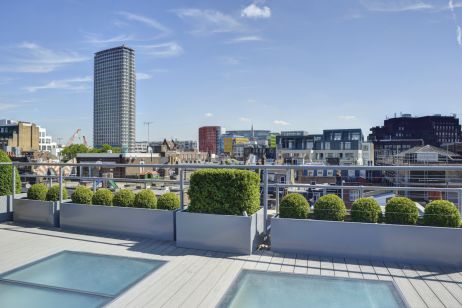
[{"left": 61, "top": 144, "right": 90, "bottom": 161}]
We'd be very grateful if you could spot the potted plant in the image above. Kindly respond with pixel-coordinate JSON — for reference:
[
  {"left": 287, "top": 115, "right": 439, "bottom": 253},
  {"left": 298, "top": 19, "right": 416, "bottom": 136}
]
[
  {"left": 60, "top": 187, "right": 178, "bottom": 241},
  {"left": 14, "top": 184, "right": 66, "bottom": 227},
  {"left": 271, "top": 195, "right": 462, "bottom": 267},
  {"left": 0, "top": 150, "right": 20, "bottom": 222},
  {"left": 176, "top": 169, "right": 264, "bottom": 255}
]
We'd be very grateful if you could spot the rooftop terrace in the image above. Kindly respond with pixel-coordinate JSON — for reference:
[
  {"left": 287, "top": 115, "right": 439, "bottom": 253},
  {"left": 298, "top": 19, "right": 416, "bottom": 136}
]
[{"left": 0, "top": 223, "right": 461, "bottom": 307}]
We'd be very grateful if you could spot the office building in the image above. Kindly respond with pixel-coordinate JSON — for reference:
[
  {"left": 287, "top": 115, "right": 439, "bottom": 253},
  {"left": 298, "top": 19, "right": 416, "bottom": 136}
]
[
  {"left": 0, "top": 119, "right": 39, "bottom": 154},
  {"left": 199, "top": 126, "right": 223, "bottom": 154},
  {"left": 93, "top": 46, "right": 136, "bottom": 152},
  {"left": 368, "top": 114, "right": 462, "bottom": 164}
]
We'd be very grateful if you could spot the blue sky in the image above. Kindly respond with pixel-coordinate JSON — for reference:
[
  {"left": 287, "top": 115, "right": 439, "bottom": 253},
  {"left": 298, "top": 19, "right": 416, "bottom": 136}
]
[{"left": 1, "top": 0, "right": 462, "bottom": 144}]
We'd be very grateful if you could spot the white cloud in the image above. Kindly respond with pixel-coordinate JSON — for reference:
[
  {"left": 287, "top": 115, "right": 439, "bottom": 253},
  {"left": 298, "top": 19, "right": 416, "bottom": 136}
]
[
  {"left": 117, "top": 11, "right": 171, "bottom": 37},
  {"left": 0, "top": 103, "right": 22, "bottom": 110},
  {"left": 205, "top": 112, "right": 213, "bottom": 117},
  {"left": 337, "top": 115, "right": 357, "bottom": 120},
  {"left": 273, "top": 120, "right": 290, "bottom": 126},
  {"left": 0, "top": 42, "right": 87, "bottom": 73},
  {"left": 227, "top": 36, "right": 264, "bottom": 43},
  {"left": 360, "top": 1, "right": 433, "bottom": 12},
  {"left": 449, "top": 0, "right": 462, "bottom": 47},
  {"left": 138, "top": 42, "right": 183, "bottom": 57},
  {"left": 239, "top": 117, "right": 252, "bottom": 122},
  {"left": 175, "top": 9, "right": 244, "bottom": 34},
  {"left": 241, "top": 3, "right": 271, "bottom": 18},
  {"left": 136, "top": 72, "right": 152, "bottom": 80},
  {"left": 84, "top": 34, "right": 134, "bottom": 44},
  {"left": 25, "top": 76, "right": 92, "bottom": 92}
]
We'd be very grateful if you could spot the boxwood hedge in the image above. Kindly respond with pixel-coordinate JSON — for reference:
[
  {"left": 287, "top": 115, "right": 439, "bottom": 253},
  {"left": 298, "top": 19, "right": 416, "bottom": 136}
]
[
  {"left": 351, "top": 197, "right": 382, "bottom": 223},
  {"left": 46, "top": 185, "right": 68, "bottom": 202},
  {"left": 157, "top": 192, "right": 180, "bottom": 210},
  {"left": 113, "top": 189, "right": 135, "bottom": 207},
  {"left": 385, "top": 197, "right": 418, "bottom": 225},
  {"left": 187, "top": 169, "right": 260, "bottom": 215},
  {"left": 71, "top": 186, "right": 93, "bottom": 205},
  {"left": 134, "top": 189, "right": 157, "bottom": 209},
  {"left": 92, "top": 188, "right": 113, "bottom": 206},
  {"left": 279, "top": 193, "right": 309, "bottom": 219},
  {"left": 424, "top": 200, "right": 461, "bottom": 228},
  {"left": 27, "top": 183, "right": 48, "bottom": 201},
  {"left": 314, "top": 194, "right": 346, "bottom": 221},
  {"left": 0, "top": 150, "right": 21, "bottom": 196}
]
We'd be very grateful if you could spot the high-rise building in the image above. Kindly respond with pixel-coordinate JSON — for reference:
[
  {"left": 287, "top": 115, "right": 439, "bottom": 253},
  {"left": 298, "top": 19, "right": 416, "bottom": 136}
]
[
  {"left": 198, "top": 126, "right": 222, "bottom": 154},
  {"left": 0, "top": 119, "right": 39, "bottom": 154},
  {"left": 93, "top": 46, "right": 136, "bottom": 152}
]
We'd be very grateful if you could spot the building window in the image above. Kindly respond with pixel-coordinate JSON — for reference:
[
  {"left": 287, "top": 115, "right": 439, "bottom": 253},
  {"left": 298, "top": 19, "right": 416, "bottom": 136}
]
[
  {"left": 334, "top": 133, "right": 342, "bottom": 141},
  {"left": 324, "top": 142, "right": 330, "bottom": 150},
  {"left": 344, "top": 142, "right": 351, "bottom": 150}
]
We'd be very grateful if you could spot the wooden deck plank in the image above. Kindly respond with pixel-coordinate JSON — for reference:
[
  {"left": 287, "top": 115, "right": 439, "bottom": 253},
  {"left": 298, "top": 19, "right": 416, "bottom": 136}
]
[
  {"left": 267, "top": 252, "right": 284, "bottom": 272},
  {"left": 320, "top": 256, "right": 335, "bottom": 277},
  {"left": 294, "top": 254, "right": 308, "bottom": 274},
  {"left": 345, "top": 258, "right": 363, "bottom": 279},
  {"left": 370, "top": 260, "right": 394, "bottom": 281},
  {"left": 424, "top": 265, "right": 462, "bottom": 305},
  {"left": 358, "top": 259, "right": 379, "bottom": 280},
  {"left": 254, "top": 250, "right": 273, "bottom": 271},
  {"left": 281, "top": 253, "right": 296, "bottom": 273},
  {"left": 332, "top": 257, "right": 349, "bottom": 278},
  {"left": 307, "top": 255, "right": 321, "bottom": 276}
]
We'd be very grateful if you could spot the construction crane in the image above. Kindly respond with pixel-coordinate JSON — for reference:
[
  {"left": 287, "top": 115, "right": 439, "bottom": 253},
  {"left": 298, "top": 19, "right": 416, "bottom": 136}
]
[
  {"left": 82, "top": 136, "right": 88, "bottom": 146},
  {"left": 66, "top": 129, "right": 82, "bottom": 147}
]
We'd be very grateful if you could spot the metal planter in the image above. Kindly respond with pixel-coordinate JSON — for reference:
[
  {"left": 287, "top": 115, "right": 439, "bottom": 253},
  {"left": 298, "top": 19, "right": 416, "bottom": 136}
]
[
  {"left": 0, "top": 195, "right": 12, "bottom": 222},
  {"left": 60, "top": 203, "right": 176, "bottom": 241},
  {"left": 13, "top": 198, "right": 59, "bottom": 227},
  {"left": 176, "top": 208, "right": 265, "bottom": 255},
  {"left": 271, "top": 217, "right": 462, "bottom": 267}
]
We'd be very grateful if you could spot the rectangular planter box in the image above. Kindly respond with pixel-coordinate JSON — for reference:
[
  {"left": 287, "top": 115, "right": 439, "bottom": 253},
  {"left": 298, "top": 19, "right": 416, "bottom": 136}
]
[
  {"left": 13, "top": 198, "right": 59, "bottom": 227},
  {"left": 176, "top": 208, "right": 265, "bottom": 255},
  {"left": 60, "top": 203, "right": 176, "bottom": 241},
  {"left": 0, "top": 195, "right": 12, "bottom": 222},
  {"left": 271, "top": 217, "right": 462, "bottom": 267}
]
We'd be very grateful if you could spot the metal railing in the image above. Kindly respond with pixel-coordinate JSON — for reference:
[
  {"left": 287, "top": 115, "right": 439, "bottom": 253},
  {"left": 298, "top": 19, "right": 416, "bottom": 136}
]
[{"left": 2, "top": 161, "right": 462, "bottom": 233}]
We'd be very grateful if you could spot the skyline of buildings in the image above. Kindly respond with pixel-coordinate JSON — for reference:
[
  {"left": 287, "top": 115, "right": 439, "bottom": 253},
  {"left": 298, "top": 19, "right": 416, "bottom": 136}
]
[{"left": 93, "top": 46, "right": 136, "bottom": 153}]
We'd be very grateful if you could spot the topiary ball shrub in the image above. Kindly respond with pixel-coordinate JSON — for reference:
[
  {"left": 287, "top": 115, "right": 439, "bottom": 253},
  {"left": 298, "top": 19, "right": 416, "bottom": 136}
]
[
  {"left": 134, "top": 189, "right": 157, "bottom": 209},
  {"left": 188, "top": 169, "right": 260, "bottom": 215},
  {"left": 46, "top": 185, "right": 69, "bottom": 202},
  {"left": 0, "top": 150, "right": 21, "bottom": 196},
  {"left": 385, "top": 197, "right": 418, "bottom": 225},
  {"left": 424, "top": 200, "right": 461, "bottom": 228},
  {"left": 71, "top": 186, "right": 93, "bottom": 205},
  {"left": 157, "top": 192, "right": 180, "bottom": 210},
  {"left": 279, "top": 193, "right": 309, "bottom": 219},
  {"left": 27, "top": 183, "right": 48, "bottom": 201},
  {"left": 351, "top": 197, "right": 382, "bottom": 223},
  {"left": 92, "top": 188, "right": 113, "bottom": 206},
  {"left": 113, "top": 189, "right": 135, "bottom": 207},
  {"left": 314, "top": 194, "right": 346, "bottom": 221}
]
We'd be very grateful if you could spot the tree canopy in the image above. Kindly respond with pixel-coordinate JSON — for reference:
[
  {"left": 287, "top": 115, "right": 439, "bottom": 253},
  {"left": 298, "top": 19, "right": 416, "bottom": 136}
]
[{"left": 60, "top": 144, "right": 121, "bottom": 161}]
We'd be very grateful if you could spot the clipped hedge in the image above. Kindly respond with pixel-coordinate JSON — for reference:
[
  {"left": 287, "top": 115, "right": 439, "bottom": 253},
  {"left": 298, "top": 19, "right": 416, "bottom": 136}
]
[
  {"left": 71, "top": 186, "right": 93, "bottom": 205},
  {"left": 314, "top": 194, "right": 346, "bottom": 221},
  {"left": 351, "top": 197, "right": 382, "bottom": 223},
  {"left": 385, "top": 197, "right": 418, "bottom": 225},
  {"left": 27, "top": 183, "right": 48, "bottom": 201},
  {"left": 92, "top": 188, "right": 113, "bottom": 206},
  {"left": 0, "top": 150, "right": 21, "bottom": 196},
  {"left": 157, "top": 192, "right": 180, "bottom": 210},
  {"left": 424, "top": 200, "right": 461, "bottom": 228},
  {"left": 46, "top": 185, "right": 69, "bottom": 202},
  {"left": 188, "top": 169, "right": 260, "bottom": 215},
  {"left": 113, "top": 189, "right": 135, "bottom": 207},
  {"left": 279, "top": 193, "right": 309, "bottom": 219},
  {"left": 134, "top": 190, "right": 157, "bottom": 209}
]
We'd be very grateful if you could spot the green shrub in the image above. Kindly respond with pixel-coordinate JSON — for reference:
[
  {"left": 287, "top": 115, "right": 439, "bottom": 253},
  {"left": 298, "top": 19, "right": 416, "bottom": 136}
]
[
  {"left": 314, "top": 194, "right": 346, "bottom": 221},
  {"left": 188, "top": 169, "right": 260, "bottom": 215},
  {"left": 0, "top": 150, "right": 21, "bottom": 196},
  {"left": 134, "top": 189, "right": 157, "bottom": 209},
  {"left": 279, "top": 193, "right": 309, "bottom": 219},
  {"left": 46, "top": 185, "right": 69, "bottom": 202},
  {"left": 92, "top": 188, "right": 113, "bottom": 206},
  {"left": 113, "top": 189, "right": 135, "bottom": 207},
  {"left": 351, "top": 198, "right": 382, "bottom": 223},
  {"left": 27, "top": 183, "right": 48, "bottom": 201},
  {"left": 385, "top": 197, "right": 418, "bottom": 225},
  {"left": 157, "top": 192, "right": 180, "bottom": 210},
  {"left": 424, "top": 200, "right": 461, "bottom": 228},
  {"left": 71, "top": 186, "right": 93, "bottom": 205}
]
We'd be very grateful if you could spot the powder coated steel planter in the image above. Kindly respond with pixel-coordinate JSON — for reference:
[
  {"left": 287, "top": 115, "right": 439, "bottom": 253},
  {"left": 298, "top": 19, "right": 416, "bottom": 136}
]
[
  {"left": 0, "top": 195, "right": 12, "bottom": 222},
  {"left": 176, "top": 208, "right": 265, "bottom": 255},
  {"left": 60, "top": 203, "right": 176, "bottom": 241},
  {"left": 271, "top": 217, "right": 462, "bottom": 267},
  {"left": 13, "top": 198, "right": 59, "bottom": 227}
]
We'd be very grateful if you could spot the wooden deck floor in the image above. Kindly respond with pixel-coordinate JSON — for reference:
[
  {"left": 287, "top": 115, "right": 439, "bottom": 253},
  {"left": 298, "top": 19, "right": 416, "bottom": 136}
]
[{"left": 0, "top": 223, "right": 461, "bottom": 308}]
